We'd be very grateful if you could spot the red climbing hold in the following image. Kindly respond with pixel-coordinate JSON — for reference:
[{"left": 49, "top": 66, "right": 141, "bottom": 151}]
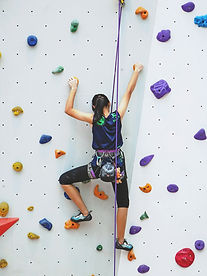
[
  {"left": 175, "top": 248, "right": 195, "bottom": 267},
  {"left": 0, "top": 218, "right": 19, "bottom": 236}
]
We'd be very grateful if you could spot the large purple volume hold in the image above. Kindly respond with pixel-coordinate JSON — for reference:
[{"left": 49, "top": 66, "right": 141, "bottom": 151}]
[
  {"left": 150, "top": 79, "right": 171, "bottom": 99},
  {"left": 156, "top": 29, "right": 171, "bottom": 42},
  {"left": 181, "top": 2, "right": 195, "bottom": 12},
  {"left": 167, "top": 184, "right": 179, "bottom": 193},
  {"left": 140, "top": 155, "right": 154, "bottom": 166},
  {"left": 129, "top": 226, "right": 142, "bottom": 235},
  {"left": 137, "top": 265, "right": 150, "bottom": 273},
  {"left": 194, "top": 128, "right": 207, "bottom": 140}
]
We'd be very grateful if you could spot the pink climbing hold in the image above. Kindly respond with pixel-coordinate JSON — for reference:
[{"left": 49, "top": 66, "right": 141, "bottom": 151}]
[
  {"left": 175, "top": 248, "right": 195, "bottom": 267},
  {"left": 194, "top": 128, "right": 206, "bottom": 140}
]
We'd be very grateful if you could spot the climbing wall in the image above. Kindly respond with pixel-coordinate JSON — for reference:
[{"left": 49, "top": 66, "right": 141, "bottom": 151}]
[
  {"left": 0, "top": 0, "right": 158, "bottom": 275},
  {"left": 118, "top": 0, "right": 207, "bottom": 275}
]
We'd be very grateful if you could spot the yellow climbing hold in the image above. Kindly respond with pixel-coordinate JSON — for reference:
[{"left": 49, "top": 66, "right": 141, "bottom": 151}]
[
  {"left": 0, "top": 52, "right": 2, "bottom": 58},
  {"left": 27, "top": 232, "right": 40, "bottom": 239},
  {"left": 12, "top": 106, "right": 23, "bottom": 116},
  {"left": 0, "top": 202, "right": 9, "bottom": 217},
  {"left": 27, "top": 206, "right": 34, "bottom": 211},
  {"left": 0, "top": 259, "right": 8, "bottom": 268},
  {"left": 74, "top": 76, "right": 79, "bottom": 85},
  {"left": 13, "top": 162, "right": 23, "bottom": 172}
]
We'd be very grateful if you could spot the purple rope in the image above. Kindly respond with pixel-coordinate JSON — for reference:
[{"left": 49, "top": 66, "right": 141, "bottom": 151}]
[{"left": 112, "top": 2, "right": 122, "bottom": 276}]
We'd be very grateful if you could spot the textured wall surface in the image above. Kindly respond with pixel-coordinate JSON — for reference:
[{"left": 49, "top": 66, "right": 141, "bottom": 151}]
[
  {"left": 0, "top": 0, "right": 157, "bottom": 275},
  {"left": 118, "top": 0, "right": 207, "bottom": 275}
]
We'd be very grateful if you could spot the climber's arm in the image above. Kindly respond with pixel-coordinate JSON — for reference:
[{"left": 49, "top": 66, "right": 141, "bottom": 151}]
[
  {"left": 64, "top": 77, "right": 93, "bottom": 124},
  {"left": 118, "top": 63, "right": 143, "bottom": 119}
]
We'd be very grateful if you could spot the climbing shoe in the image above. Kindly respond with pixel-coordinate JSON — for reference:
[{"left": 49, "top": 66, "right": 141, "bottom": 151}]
[
  {"left": 70, "top": 210, "right": 92, "bottom": 223},
  {"left": 115, "top": 239, "right": 133, "bottom": 251}
]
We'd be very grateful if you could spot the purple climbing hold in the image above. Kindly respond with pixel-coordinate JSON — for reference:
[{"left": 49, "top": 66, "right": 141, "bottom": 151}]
[
  {"left": 150, "top": 79, "right": 171, "bottom": 99},
  {"left": 195, "top": 240, "right": 205, "bottom": 250},
  {"left": 156, "top": 29, "right": 171, "bottom": 42},
  {"left": 137, "top": 265, "right": 150, "bottom": 273},
  {"left": 167, "top": 184, "right": 179, "bottom": 193},
  {"left": 194, "top": 128, "right": 206, "bottom": 140},
  {"left": 140, "top": 155, "right": 154, "bottom": 166},
  {"left": 64, "top": 187, "right": 80, "bottom": 200},
  {"left": 129, "top": 226, "right": 142, "bottom": 235},
  {"left": 181, "top": 2, "right": 195, "bottom": 12},
  {"left": 39, "top": 134, "right": 52, "bottom": 144}
]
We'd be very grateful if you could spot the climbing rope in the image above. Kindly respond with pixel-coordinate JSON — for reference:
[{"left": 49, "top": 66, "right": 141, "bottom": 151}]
[{"left": 111, "top": 1, "right": 123, "bottom": 275}]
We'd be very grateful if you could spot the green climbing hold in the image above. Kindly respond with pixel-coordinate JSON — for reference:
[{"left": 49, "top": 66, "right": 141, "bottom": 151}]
[
  {"left": 70, "top": 20, "right": 79, "bottom": 32},
  {"left": 96, "top": 245, "right": 103, "bottom": 251},
  {"left": 52, "top": 66, "right": 64, "bottom": 74},
  {"left": 140, "top": 211, "right": 149, "bottom": 220}
]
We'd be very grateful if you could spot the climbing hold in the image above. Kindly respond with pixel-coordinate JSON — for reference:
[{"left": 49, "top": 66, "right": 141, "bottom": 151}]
[
  {"left": 194, "top": 15, "right": 207, "bottom": 27},
  {"left": 64, "top": 186, "right": 80, "bottom": 200},
  {"left": 128, "top": 249, "right": 136, "bottom": 261},
  {"left": 94, "top": 184, "right": 108, "bottom": 200},
  {"left": 39, "top": 218, "right": 52, "bottom": 231},
  {"left": 27, "top": 35, "right": 38, "bottom": 46},
  {"left": 12, "top": 162, "right": 23, "bottom": 172},
  {"left": 70, "top": 20, "right": 79, "bottom": 32},
  {"left": 156, "top": 29, "right": 171, "bottom": 42},
  {"left": 0, "top": 218, "right": 19, "bottom": 236},
  {"left": 27, "top": 232, "right": 40, "bottom": 239},
  {"left": 73, "top": 76, "right": 79, "bottom": 85},
  {"left": 96, "top": 245, "right": 103, "bottom": 251},
  {"left": 194, "top": 128, "right": 206, "bottom": 140},
  {"left": 140, "top": 154, "right": 154, "bottom": 166},
  {"left": 139, "top": 183, "right": 152, "bottom": 193},
  {"left": 175, "top": 248, "right": 195, "bottom": 267},
  {"left": 195, "top": 240, "right": 205, "bottom": 250},
  {"left": 129, "top": 226, "right": 142, "bottom": 235},
  {"left": 137, "top": 264, "right": 150, "bottom": 273},
  {"left": 52, "top": 66, "right": 64, "bottom": 74},
  {"left": 181, "top": 2, "right": 195, "bottom": 12},
  {"left": 39, "top": 134, "right": 52, "bottom": 144},
  {"left": 12, "top": 106, "right": 23, "bottom": 116},
  {"left": 167, "top": 184, "right": 179, "bottom": 193},
  {"left": 150, "top": 79, "right": 171, "bottom": 99},
  {"left": 0, "top": 202, "right": 9, "bottom": 217},
  {"left": 0, "top": 259, "right": 8, "bottom": 268},
  {"left": 64, "top": 219, "right": 80, "bottom": 229},
  {"left": 135, "top": 7, "right": 148, "bottom": 19},
  {"left": 120, "top": 0, "right": 125, "bottom": 6},
  {"left": 0, "top": 52, "right": 2, "bottom": 58},
  {"left": 27, "top": 206, "right": 34, "bottom": 211},
  {"left": 140, "top": 211, "right": 149, "bottom": 220},
  {"left": 55, "top": 149, "right": 66, "bottom": 158}
]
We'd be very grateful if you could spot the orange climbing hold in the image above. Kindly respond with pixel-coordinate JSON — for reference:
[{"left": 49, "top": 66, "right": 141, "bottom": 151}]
[
  {"left": 128, "top": 249, "right": 136, "bottom": 261},
  {"left": 139, "top": 183, "right": 152, "bottom": 193},
  {"left": 64, "top": 219, "right": 80, "bottom": 229},
  {"left": 55, "top": 149, "right": 66, "bottom": 158},
  {"left": 94, "top": 184, "right": 108, "bottom": 200},
  {"left": 135, "top": 7, "right": 148, "bottom": 19},
  {"left": 0, "top": 217, "right": 19, "bottom": 236}
]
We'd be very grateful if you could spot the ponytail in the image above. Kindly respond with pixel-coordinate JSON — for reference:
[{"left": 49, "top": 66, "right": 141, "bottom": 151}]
[{"left": 92, "top": 94, "right": 110, "bottom": 124}]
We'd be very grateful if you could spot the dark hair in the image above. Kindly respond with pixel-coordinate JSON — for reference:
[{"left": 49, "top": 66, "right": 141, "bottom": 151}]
[{"left": 92, "top": 94, "right": 110, "bottom": 124}]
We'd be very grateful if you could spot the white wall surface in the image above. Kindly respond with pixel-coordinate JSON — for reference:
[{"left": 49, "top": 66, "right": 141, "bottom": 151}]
[{"left": 0, "top": 0, "right": 157, "bottom": 275}]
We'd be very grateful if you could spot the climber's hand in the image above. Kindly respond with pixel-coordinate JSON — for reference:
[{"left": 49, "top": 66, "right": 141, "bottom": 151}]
[
  {"left": 68, "top": 77, "right": 79, "bottom": 89},
  {"left": 133, "top": 63, "right": 144, "bottom": 73}
]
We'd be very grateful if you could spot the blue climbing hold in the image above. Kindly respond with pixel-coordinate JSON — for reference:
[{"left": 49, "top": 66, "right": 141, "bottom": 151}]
[
  {"left": 39, "top": 218, "right": 52, "bottom": 230},
  {"left": 64, "top": 187, "right": 80, "bottom": 200},
  {"left": 181, "top": 2, "right": 195, "bottom": 12},
  {"left": 194, "top": 128, "right": 206, "bottom": 140},
  {"left": 27, "top": 35, "right": 38, "bottom": 46},
  {"left": 39, "top": 134, "right": 52, "bottom": 144},
  {"left": 140, "top": 155, "right": 154, "bottom": 166},
  {"left": 194, "top": 15, "right": 207, "bottom": 27}
]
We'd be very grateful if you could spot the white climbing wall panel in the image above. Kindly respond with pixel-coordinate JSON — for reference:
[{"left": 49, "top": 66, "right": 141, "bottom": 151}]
[
  {"left": 0, "top": 0, "right": 158, "bottom": 275},
  {"left": 118, "top": 0, "right": 207, "bottom": 275}
]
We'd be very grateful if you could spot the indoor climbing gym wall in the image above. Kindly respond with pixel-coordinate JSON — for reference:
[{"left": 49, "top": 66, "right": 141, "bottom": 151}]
[
  {"left": 0, "top": 0, "right": 157, "bottom": 275},
  {"left": 118, "top": 0, "right": 207, "bottom": 275}
]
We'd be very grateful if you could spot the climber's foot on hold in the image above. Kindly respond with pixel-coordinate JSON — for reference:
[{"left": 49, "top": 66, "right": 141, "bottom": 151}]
[
  {"left": 70, "top": 210, "right": 92, "bottom": 223},
  {"left": 115, "top": 239, "right": 133, "bottom": 251}
]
